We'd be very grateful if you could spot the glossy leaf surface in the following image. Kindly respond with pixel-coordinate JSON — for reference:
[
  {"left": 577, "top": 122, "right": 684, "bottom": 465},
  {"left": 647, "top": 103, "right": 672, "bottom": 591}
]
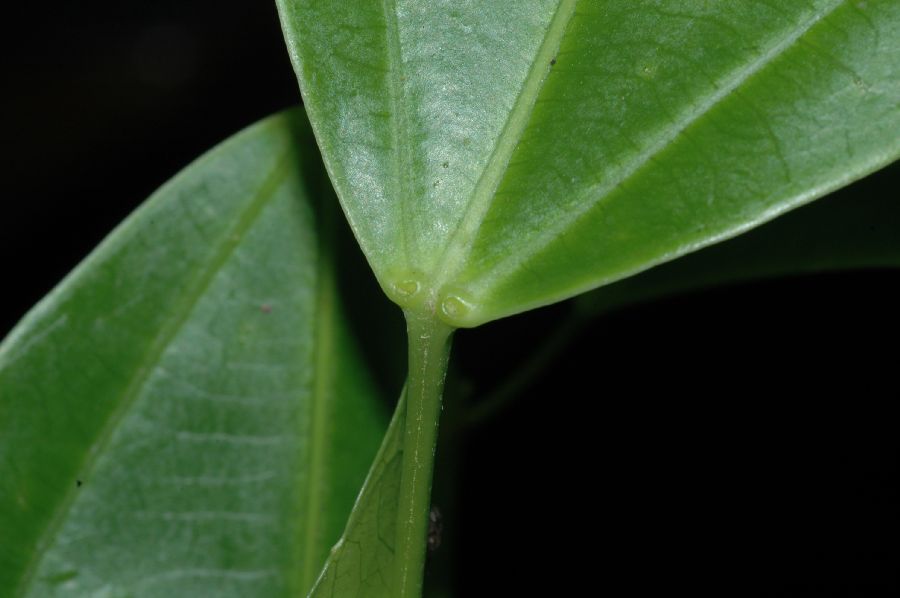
[
  {"left": 0, "top": 111, "right": 386, "bottom": 597},
  {"left": 279, "top": 0, "right": 900, "bottom": 327}
]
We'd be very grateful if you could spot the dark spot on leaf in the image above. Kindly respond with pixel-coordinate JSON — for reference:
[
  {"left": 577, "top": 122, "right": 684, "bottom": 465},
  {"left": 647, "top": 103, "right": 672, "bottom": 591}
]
[
  {"left": 260, "top": 304, "right": 272, "bottom": 314},
  {"left": 550, "top": 57, "right": 557, "bottom": 66},
  {"left": 442, "top": 161, "right": 449, "bottom": 168},
  {"left": 76, "top": 480, "right": 82, "bottom": 487}
]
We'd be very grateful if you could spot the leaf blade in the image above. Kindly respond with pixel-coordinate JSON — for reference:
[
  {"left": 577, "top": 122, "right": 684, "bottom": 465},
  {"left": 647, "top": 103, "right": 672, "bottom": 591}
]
[
  {"left": 0, "top": 110, "right": 386, "bottom": 597},
  {"left": 454, "top": 0, "right": 900, "bottom": 323}
]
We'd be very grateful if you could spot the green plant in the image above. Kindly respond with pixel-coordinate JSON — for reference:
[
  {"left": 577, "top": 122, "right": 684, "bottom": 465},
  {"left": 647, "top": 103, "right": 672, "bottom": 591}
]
[{"left": 1, "top": 2, "right": 897, "bottom": 597}]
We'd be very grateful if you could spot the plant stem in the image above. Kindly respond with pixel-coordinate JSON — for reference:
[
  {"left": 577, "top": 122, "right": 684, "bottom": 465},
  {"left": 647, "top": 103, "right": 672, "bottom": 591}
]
[
  {"left": 396, "top": 310, "right": 454, "bottom": 598},
  {"left": 425, "top": 364, "right": 467, "bottom": 596}
]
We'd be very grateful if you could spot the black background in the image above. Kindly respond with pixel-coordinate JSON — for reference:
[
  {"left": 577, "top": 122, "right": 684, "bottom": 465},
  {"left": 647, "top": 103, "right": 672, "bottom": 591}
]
[{"left": 2, "top": 2, "right": 897, "bottom": 596}]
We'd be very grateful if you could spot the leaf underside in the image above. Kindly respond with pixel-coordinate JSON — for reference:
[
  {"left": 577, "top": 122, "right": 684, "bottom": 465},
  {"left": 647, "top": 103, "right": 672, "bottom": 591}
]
[
  {"left": 279, "top": 0, "right": 900, "bottom": 327},
  {"left": 0, "top": 110, "right": 387, "bottom": 598}
]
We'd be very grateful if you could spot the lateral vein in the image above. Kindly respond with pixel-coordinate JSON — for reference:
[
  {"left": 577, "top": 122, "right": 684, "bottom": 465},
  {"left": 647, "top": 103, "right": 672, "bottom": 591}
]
[{"left": 429, "top": 0, "right": 578, "bottom": 290}]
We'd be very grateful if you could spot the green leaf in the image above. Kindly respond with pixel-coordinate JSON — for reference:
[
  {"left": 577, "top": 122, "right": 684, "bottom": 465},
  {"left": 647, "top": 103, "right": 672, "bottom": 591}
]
[
  {"left": 308, "top": 391, "right": 406, "bottom": 597},
  {"left": 278, "top": 0, "right": 900, "bottom": 328},
  {"left": 0, "top": 110, "right": 387, "bottom": 597}
]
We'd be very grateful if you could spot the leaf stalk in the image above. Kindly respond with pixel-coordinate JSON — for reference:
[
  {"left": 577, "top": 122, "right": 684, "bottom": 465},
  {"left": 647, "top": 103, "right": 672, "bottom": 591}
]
[{"left": 396, "top": 310, "right": 454, "bottom": 598}]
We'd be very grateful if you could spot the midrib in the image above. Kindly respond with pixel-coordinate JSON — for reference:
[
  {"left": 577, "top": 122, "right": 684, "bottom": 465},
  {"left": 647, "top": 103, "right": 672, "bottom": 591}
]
[{"left": 427, "top": 0, "right": 578, "bottom": 292}]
